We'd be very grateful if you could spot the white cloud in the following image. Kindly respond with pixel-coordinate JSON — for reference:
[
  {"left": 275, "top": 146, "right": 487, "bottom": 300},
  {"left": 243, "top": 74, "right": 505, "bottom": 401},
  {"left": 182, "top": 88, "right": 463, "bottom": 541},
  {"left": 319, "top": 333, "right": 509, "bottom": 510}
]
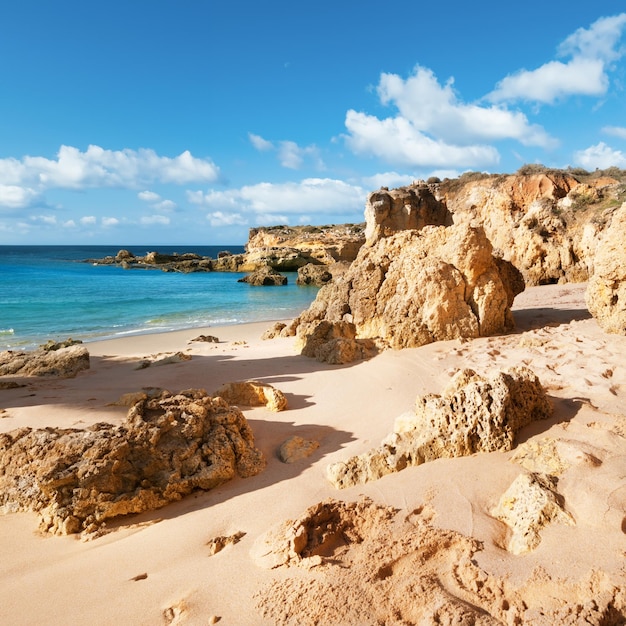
[
  {"left": 189, "top": 178, "right": 367, "bottom": 216},
  {"left": 377, "top": 66, "right": 553, "bottom": 147},
  {"left": 249, "top": 133, "right": 274, "bottom": 151},
  {"left": 0, "top": 145, "right": 221, "bottom": 191},
  {"left": 153, "top": 199, "right": 177, "bottom": 212},
  {"left": 0, "top": 184, "right": 39, "bottom": 209},
  {"left": 138, "top": 190, "right": 161, "bottom": 202},
  {"left": 559, "top": 13, "right": 626, "bottom": 62},
  {"left": 63, "top": 220, "right": 77, "bottom": 228},
  {"left": 360, "top": 172, "right": 416, "bottom": 190},
  {"left": 488, "top": 13, "right": 626, "bottom": 104},
  {"left": 573, "top": 142, "right": 626, "bottom": 169},
  {"left": 102, "top": 217, "right": 120, "bottom": 227},
  {"left": 603, "top": 126, "right": 626, "bottom": 140},
  {"left": 138, "top": 189, "right": 176, "bottom": 212},
  {"left": 277, "top": 141, "right": 324, "bottom": 170},
  {"left": 207, "top": 211, "right": 248, "bottom": 227},
  {"left": 80, "top": 215, "right": 97, "bottom": 225},
  {"left": 140, "top": 215, "right": 170, "bottom": 225},
  {"left": 345, "top": 110, "right": 500, "bottom": 169},
  {"left": 488, "top": 58, "right": 608, "bottom": 104}
]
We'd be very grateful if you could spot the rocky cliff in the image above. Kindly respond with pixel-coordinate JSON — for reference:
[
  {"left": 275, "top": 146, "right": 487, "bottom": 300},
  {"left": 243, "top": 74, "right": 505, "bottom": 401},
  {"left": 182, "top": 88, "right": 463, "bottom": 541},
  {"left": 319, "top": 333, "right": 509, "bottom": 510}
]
[{"left": 367, "top": 168, "right": 625, "bottom": 286}]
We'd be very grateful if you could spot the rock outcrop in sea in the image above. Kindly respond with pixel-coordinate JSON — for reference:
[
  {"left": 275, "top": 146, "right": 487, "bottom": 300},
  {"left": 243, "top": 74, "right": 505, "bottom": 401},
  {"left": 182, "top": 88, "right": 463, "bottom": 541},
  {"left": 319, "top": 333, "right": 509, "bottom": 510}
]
[{"left": 0, "top": 389, "right": 266, "bottom": 535}]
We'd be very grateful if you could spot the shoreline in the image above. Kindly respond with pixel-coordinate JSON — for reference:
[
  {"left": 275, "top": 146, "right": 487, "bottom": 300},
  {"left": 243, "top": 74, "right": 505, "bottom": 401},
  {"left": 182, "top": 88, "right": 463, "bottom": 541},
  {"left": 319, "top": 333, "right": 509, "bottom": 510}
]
[{"left": 2, "top": 282, "right": 626, "bottom": 624}]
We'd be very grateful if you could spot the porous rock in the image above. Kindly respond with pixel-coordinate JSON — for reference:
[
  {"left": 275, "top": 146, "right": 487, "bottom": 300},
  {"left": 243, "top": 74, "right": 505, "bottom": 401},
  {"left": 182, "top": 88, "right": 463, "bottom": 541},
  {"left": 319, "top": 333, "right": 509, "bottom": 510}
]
[
  {"left": 299, "top": 320, "right": 378, "bottom": 364},
  {"left": 0, "top": 389, "right": 266, "bottom": 534},
  {"left": 491, "top": 472, "right": 574, "bottom": 554},
  {"left": 295, "top": 223, "right": 523, "bottom": 359},
  {"left": 586, "top": 202, "right": 626, "bottom": 334},
  {"left": 214, "top": 381, "right": 288, "bottom": 412},
  {"left": 326, "top": 366, "right": 552, "bottom": 489},
  {"left": 0, "top": 343, "right": 90, "bottom": 378}
]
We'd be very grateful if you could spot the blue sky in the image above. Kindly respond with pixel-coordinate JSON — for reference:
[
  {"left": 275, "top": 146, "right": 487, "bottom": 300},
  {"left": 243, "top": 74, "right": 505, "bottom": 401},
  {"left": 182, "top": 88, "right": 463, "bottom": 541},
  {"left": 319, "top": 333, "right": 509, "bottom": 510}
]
[{"left": 1, "top": 1, "right": 625, "bottom": 245}]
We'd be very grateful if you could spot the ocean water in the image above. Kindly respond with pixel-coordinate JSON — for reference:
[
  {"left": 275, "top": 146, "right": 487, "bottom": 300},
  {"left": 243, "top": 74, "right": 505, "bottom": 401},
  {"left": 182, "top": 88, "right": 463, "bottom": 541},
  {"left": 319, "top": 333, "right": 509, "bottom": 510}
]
[{"left": 0, "top": 245, "right": 320, "bottom": 351}]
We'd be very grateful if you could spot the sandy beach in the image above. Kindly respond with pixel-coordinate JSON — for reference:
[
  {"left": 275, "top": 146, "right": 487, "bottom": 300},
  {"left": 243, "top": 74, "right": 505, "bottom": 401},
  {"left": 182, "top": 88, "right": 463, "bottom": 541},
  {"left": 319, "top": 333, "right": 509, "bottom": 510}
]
[{"left": 1, "top": 282, "right": 625, "bottom": 625}]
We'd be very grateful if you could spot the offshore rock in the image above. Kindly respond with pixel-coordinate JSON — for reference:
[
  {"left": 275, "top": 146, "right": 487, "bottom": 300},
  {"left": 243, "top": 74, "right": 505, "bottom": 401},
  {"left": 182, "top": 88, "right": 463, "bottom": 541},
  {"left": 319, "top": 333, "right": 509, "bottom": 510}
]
[
  {"left": 0, "top": 389, "right": 266, "bottom": 534},
  {"left": 586, "top": 202, "right": 626, "bottom": 334},
  {"left": 246, "top": 223, "right": 366, "bottom": 264},
  {"left": 238, "top": 266, "right": 288, "bottom": 286},
  {"left": 295, "top": 223, "right": 522, "bottom": 357},
  {"left": 0, "top": 343, "right": 90, "bottom": 378},
  {"left": 327, "top": 366, "right": 551, "bottom": 489}
]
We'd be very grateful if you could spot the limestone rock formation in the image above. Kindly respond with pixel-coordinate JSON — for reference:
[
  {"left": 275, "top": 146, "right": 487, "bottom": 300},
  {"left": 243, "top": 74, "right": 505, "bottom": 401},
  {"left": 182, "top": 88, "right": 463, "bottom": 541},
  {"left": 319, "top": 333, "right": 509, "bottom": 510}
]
[
  {"left": 214, "top": 381, "right": 288, "bottom": 412},
  {"left": 364, "top": 182, "right": 450, "bottom": 242},
  {"left": 443, "top": 171, "right": 623, "bottom": 285},
  {"left": 586, "top": 202, "right": 626, "bottom": 334},
  {"left": 295, "top": 223, "right": 523, "bottom": 357},
  {"left": 0, "top": 343, "right": 90, "bottom": 378},
  {"left": 327, "top": 366, "right": 552, "bottom": 489},
  {"left": 246, "top": 223, "right": 365, "bottom": 264},
  {"left": 237, "top": 266, "right": 288, "bottom": 286},
  {"left": 0, "top": 389, "right": 266, "bottom": 534},
  {"left": 491, "top": 472, "right": 574, "bottom": 554}
]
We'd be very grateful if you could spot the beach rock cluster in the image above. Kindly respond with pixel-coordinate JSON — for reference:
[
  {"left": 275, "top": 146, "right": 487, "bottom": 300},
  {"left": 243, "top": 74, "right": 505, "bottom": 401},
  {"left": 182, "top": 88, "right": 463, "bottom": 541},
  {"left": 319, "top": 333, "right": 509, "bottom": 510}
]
[
  {"left": 294, "top": 223, "right": 523, "bottom": 360},
  {"left": 586, "top": 201, "right": 626, "bottom": 335},
  {"left": 0, "top": 343, "right": 90, "bottom": 378},
  {"left": 326, "top": 366, "right": 552, "bottom": 488},
  {"left": 0, "top": 389, "right": 266, "bottom": 534}
]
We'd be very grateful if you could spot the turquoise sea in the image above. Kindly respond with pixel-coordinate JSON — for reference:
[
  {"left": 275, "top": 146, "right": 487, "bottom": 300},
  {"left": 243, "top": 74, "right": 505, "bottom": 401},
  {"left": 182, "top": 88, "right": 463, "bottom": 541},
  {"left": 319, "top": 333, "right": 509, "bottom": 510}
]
[{"left": 0, "top": 246, "right": 320, "bottom": 351}]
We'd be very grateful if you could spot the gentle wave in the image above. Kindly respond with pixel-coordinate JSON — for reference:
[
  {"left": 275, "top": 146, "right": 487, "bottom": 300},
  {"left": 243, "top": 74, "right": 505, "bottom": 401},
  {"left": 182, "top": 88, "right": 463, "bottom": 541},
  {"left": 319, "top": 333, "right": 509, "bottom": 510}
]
[{"left": 0, "top": 328, "right": 14, "bottom": 335}]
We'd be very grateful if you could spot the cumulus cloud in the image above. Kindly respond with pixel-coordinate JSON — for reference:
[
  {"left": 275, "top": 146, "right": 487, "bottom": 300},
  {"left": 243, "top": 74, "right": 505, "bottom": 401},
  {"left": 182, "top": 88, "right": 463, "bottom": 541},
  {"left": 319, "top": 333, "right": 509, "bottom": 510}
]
[
  {"left": 0, "top": 184, "right": 39, "bottom": 209},
  {"left": 573, "top": 142, "right": 626, "bottom": 169},
  {"left": 138, "top": 189, "right": 176, "bottom": 212},
  {"left": 188, "top": 178, "right": 366, "bottom": 217},
  {"left": 345, "top": 110, "right": 500, "bottom": 169},
  {"left": 342, "top": 61, "right": 559, "bottom": 171},
  {"left": 377, "top": 67, "right": 553, "bottom": 147},
  {"left": 80, "top": 216, "right": 97, "bottom": 225},
  {"left": 102, "top": 217, "right": 120, "bottom": 227},
  {"left": 488, "top": 13, "right": 626, "bottom": 104},
  {"left": 0, "top": 145, "right": 221, "bottom": 191},
  {"left": 603, "top": 126, "right": 626, "bottom": 140},
  {"left": 138, "top": 190, "right": 161, "bottom": 202}
]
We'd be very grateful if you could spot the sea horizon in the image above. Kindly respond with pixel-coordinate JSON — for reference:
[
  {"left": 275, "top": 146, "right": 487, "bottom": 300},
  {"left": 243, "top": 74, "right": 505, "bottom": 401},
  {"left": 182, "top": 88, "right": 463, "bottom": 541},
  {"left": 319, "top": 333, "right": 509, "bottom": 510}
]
[{"left": 0, "top": 244, "right": 319, "bottom": 351}]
